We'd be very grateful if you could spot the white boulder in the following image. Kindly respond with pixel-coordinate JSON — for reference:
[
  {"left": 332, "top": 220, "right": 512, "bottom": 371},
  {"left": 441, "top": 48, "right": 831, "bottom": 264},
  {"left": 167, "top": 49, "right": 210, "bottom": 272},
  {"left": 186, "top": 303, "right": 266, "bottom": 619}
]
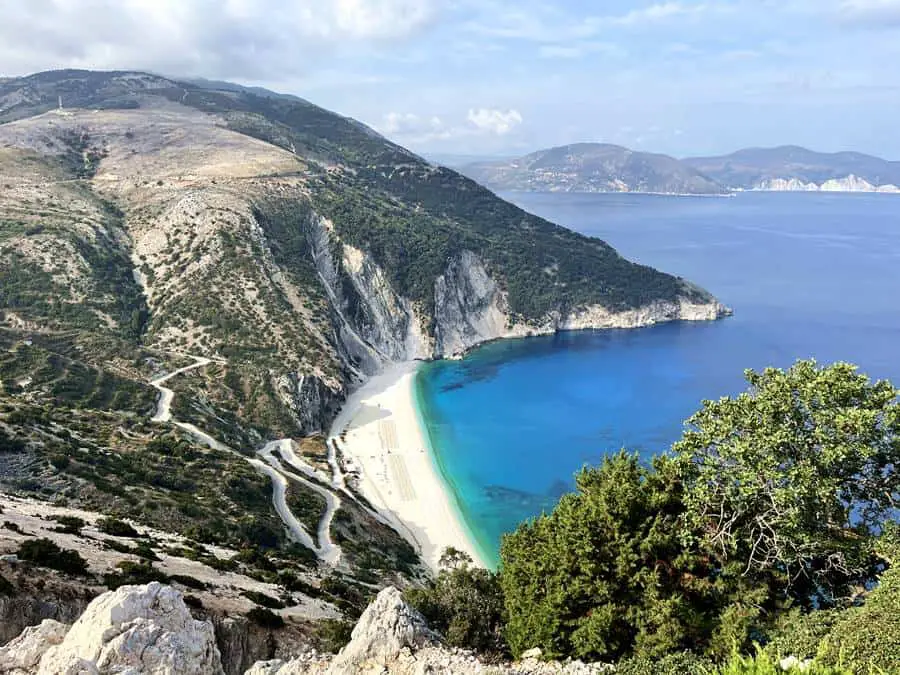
[
  {"left": 36, "top": 582, "right": 223, "bottom": 675},
  {"left": 0, "top": 619, "right": 69, "bottom": 674}
]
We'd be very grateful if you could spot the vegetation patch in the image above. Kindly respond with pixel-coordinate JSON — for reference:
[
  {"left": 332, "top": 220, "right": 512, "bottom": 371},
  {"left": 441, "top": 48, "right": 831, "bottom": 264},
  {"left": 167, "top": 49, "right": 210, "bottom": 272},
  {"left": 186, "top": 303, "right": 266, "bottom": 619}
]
[{"left": 18, "top": 538, "right": 89, "bottom": 576}]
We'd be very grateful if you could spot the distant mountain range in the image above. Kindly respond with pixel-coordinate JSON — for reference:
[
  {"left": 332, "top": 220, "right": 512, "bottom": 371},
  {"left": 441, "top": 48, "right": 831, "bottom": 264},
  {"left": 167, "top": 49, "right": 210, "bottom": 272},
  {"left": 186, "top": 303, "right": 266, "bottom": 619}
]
[
  {"left": 459, "top": 143, "right": 727, "bottom": 195},
  {"left": 458, "top": 143, "right": 900, "bottom": 195},
  {"left": 683, "top": 146, "right": 900, "bottom": 193}
]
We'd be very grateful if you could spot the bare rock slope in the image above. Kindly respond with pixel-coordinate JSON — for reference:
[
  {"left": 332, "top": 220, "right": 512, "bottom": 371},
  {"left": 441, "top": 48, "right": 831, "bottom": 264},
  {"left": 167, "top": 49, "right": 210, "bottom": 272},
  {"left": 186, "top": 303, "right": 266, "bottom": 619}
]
[{"left": 1, "top": 583, "right": 608, "bottom": 674}]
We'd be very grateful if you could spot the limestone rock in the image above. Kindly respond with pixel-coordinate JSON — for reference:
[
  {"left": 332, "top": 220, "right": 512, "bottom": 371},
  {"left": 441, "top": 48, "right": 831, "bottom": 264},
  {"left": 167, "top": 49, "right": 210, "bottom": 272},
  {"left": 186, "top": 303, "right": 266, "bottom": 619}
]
[
  {"left": 0, "top": 619, "right": 68, "bottom": 674},
  {"left": 36, "top": 582, "right": 223, "bottom": 675},
  {"left": 327, "top": 586, "right": 440, "bottom": 673}
]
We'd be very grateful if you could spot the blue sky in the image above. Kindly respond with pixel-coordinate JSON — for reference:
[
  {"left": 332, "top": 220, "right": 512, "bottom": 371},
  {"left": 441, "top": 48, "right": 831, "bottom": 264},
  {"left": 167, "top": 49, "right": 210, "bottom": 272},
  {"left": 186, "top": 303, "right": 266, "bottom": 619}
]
[{"left": 2, "top": 1, "right": 900, "bottom": 158}]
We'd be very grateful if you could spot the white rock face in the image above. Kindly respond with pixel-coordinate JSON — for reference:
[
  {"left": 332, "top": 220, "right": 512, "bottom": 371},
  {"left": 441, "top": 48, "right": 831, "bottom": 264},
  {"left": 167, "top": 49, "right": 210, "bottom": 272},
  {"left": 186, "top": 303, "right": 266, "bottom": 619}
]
[
  {"left": 756, "top": 174, "right": 900, "bottom": 194},
  {"left": 309, "top": 211, "right": 728, "bottom": 367},
  {"left": 0, "top": 619, "right": 69, "bottom": 674},
  {"left": 434, "top": 250, "right": 510, "bottom": 356},
  {"left": 820, "top": 175, "right": 876, "bottom": 192},
  {"left": 328, "top": 586, "right": 440, "bottom": 673},
  {"left": 33, "top": 582, "right": 223, "bottom": 675},
  {"left": 756, "top": 178, "right": 818, "bottom": 191}
]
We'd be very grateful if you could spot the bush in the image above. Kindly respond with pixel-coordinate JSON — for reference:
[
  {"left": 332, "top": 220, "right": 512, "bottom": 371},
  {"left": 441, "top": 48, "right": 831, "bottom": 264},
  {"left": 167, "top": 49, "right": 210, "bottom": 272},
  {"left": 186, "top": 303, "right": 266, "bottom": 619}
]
[
  {"left": 715, "top": 649, "right": 851, "bottom": 675},
  {"left": 314, "top": 619, "right": 354, "bottom": 654},
  {"left": 242, "top": 589, "right": 285, "bottom": 609},
  {"left": 169, "top": 574, "right": 208, "bottom": 590},
  {"left": 499, "top": 453, "right": 742, "bottom": 662},
  {"left": 0, "top": 573, "right": 15, "bottom": 596},
  {"left": 246, "top": 607, "right": 284, "bottom": 629},
  {"left": 763, "top": 609, "right": 842, "bottom": 662},
  {"left": 96, "top": 517, "right": 140, "bottom": 538},
  {"left": 406, "top": 548, "right": 507, "bottom": 656},
  {"left": 18, "top": 538, "right": 89, "bottom": 576},
  {"left": 816, "top": 561, "right": 900, "bottom": 673},
  {"left": 183, "top": 594, "right": 204, "bottom": 610},
  {"left": 103, "top": 560, "right": 169, "bottom": 590},
  {"left": 615, "top": 651, "right": 714, "bottom": 675},
  {"left": 52, "top": 515, "right": 86, "bottom": 535}
]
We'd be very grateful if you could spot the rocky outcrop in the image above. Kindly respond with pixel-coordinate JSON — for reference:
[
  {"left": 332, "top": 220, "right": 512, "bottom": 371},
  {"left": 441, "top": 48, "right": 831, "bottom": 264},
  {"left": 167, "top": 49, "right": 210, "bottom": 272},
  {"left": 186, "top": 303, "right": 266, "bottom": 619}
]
[
  {"left": 273, "top": 372, "right": 344, "bottom": 437},
  {"left": 0, "top": 582, "right": 225, "bottom": 675},
  {"left": 433, "top": 251, "right": 510, "bottom": 356},
  {"left": 328, "top": 586, "right": 440, "bottom": 672},
  {"left": 244, "top": 586, "right": 611, "bottom": 674},
  {"left": 0, "top": 620, "right": 68, "bottom": 674}
]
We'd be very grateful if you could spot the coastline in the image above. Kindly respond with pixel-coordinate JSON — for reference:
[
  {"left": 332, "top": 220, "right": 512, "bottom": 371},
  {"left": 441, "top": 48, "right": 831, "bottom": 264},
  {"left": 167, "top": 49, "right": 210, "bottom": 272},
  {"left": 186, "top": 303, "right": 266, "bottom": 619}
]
[{"left": 329, "top": 362, "right": 489, "bottom": 572}]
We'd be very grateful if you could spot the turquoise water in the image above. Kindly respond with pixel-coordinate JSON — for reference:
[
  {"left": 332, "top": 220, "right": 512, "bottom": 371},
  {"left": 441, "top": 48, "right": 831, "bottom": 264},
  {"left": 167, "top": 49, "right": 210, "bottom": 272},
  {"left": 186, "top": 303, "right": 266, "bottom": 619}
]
[{"left": 415, "top": 192, "right": 900, "bottom": 568}]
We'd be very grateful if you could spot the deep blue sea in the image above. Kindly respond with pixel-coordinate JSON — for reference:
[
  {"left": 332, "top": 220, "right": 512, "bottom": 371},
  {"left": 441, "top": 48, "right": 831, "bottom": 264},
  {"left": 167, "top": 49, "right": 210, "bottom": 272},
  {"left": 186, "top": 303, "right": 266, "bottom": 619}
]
[{"left": 415, "top": 192, "right": 900, "bottom": 568}]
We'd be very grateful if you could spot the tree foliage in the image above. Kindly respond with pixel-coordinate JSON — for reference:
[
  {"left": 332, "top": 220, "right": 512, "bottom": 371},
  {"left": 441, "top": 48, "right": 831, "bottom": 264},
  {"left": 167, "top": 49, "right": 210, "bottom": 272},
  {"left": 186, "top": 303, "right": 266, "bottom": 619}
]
[
  {"left": 498, "top": 361, "right": 899, "bottom": 666},
  {"left": 406, "top": 548, "right": 508, "bottom": 656},
  {"left": 675, "top": 360, "right": 899, "bottom": 602},
  {"left": 499, "top": 452, "right": 756, "bottom": 662}
]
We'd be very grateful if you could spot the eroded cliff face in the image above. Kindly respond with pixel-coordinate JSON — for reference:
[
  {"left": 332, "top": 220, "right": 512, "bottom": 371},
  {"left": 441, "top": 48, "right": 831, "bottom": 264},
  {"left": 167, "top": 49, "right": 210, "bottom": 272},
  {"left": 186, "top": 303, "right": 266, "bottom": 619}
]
[{"left": 309, "top": 213, "right": 728, "bottom": 373}]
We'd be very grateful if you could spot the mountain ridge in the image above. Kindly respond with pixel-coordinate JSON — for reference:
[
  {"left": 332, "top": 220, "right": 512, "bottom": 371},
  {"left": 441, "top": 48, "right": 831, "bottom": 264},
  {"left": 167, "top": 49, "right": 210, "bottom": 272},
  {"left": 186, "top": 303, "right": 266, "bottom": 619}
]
[
  {"left": 683, "top": 145, "right": 900, "bottom": 191},
  {"left": 458, "top": 142, "right": 728, "bottom": 195}
]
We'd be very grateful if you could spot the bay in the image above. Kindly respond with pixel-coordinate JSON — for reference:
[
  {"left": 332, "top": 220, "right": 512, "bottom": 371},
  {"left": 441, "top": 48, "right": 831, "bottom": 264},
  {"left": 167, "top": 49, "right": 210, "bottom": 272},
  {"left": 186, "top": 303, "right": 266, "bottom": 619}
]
[{"left": 415, "top": 192, "right": 900, "bottom": 568}]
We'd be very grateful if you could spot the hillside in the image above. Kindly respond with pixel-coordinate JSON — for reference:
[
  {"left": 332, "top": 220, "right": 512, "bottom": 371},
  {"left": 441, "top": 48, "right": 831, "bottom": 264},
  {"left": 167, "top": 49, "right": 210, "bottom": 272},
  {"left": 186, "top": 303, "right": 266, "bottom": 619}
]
[
  {"left": 0, "top": 69, "right": 728, "bottom": 659},
  {"left": 459, "top": 143, "right": 728, "bottom": 195},
  {"left": 684, "top": 145, "right": 900, "bottom": 192}
]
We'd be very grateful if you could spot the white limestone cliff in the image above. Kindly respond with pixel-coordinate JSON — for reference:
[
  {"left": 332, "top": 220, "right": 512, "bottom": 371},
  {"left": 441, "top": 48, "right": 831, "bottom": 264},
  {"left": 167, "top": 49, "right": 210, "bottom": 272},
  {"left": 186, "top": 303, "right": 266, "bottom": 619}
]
[
  {"left": 308, "top": 210, "right": 728, "bottom": 365},
  {"left": 755, "top": 175, "right": 900, "bottom": 193},
  {"left": 0, "top": 582, "right": 225, "bottom": 675}
]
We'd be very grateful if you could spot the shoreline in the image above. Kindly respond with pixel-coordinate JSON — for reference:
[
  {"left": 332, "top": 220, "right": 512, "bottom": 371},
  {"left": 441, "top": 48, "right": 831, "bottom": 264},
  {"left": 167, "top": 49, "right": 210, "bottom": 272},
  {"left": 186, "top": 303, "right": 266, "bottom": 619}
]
[{"left": 328, "top": 362, "right": 489, "bottom": 572}]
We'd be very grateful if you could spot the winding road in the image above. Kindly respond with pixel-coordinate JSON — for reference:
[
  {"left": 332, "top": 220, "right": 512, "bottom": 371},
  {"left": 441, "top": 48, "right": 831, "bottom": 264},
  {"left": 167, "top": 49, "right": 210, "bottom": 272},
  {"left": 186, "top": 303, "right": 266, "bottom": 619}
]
[{"left": 149, "top": 354, "right": 342, "bottom": 565}]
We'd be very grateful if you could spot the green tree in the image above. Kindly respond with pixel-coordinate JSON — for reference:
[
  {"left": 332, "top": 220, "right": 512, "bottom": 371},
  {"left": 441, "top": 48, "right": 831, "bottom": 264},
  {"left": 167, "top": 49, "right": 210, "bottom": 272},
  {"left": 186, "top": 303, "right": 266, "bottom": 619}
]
[
  {"left": 674, "top": 360, "right": 899, "bottom": 603},
  {"left": 499, "top": 452, "right": 738, "bottom": 662},
  {"left": 406, "top": 548, "right": 508, "bottom": 656}
]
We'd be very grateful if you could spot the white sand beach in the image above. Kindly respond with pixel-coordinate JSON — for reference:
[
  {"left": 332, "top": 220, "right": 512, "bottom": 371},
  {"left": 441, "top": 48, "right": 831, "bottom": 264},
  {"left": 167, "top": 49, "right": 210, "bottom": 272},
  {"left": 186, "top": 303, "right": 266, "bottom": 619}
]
[{"left": 329, "top": 362, "right": 488, "bottom": 571}]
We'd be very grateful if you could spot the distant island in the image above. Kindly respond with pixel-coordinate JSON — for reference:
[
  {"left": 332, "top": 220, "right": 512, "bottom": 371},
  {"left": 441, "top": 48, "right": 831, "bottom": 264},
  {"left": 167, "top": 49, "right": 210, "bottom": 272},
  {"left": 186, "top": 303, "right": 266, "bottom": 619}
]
[
  {"left": 457, "top": 143, "right": 900, "bottom": 195},
  {"left": 458, "top": 143, "right": 728, "bottom": 196}
]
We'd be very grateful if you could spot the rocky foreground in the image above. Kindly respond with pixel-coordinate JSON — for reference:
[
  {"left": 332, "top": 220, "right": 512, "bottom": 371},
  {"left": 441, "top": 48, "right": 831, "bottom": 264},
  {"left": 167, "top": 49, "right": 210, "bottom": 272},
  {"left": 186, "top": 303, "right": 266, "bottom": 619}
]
[{"left": 0, "top": 582, "right": 609, "bottom": 674}]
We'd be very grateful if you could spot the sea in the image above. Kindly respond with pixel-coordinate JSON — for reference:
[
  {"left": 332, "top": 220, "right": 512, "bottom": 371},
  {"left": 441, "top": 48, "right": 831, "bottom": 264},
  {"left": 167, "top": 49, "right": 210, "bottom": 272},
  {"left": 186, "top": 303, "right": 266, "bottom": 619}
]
[{"left": 414, "top": 191, "right": 900, "bottom": 568}]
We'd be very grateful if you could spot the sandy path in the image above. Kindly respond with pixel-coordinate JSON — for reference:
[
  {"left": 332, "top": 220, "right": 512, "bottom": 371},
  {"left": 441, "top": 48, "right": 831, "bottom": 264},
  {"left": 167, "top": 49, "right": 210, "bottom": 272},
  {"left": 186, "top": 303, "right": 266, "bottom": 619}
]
[
  {"left": 150, "top": 355, "right": 212, "bottom": 422},
  {"left": 259, "top": 441, "right": 341, "bottom": 565},
  {"left": 246, "top": 457, "right": 317, "bottom": 551},
  {"left": 148, "top": 354, "right": 343, "bottom": 564}
]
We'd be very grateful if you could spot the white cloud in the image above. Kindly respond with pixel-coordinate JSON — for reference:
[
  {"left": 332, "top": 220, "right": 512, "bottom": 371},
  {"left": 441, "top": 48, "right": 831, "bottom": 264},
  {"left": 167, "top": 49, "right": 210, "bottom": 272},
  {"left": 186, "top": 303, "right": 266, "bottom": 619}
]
[
  {"left": 538, "top": 41, "right": 623, "bottom": 59},
  {"left": 611, "top": 2, "right": 709, "bottom": 26},
  {"left": 838, "top": 0, "right": 900, "bottom": 26},
  {"left": 376, "top": 107, "right": 524, "bottom": 145},
  {"left": 466, "top": 108, "right": 523, "bottom": 135},
  {"left": 381, "top": 112, "right": 447, "bottom": 136},
  {"left": 0, "top": 0, "right": 437, "bottom": 79}
]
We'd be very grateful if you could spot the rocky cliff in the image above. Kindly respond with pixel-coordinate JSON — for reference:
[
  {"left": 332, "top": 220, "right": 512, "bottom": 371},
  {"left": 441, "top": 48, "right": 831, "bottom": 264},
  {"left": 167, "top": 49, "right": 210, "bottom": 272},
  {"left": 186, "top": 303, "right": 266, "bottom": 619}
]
[
  {"left": 0, "top": 583, "right": 611, "bottom": 674},
  {"left": 756, "top": 175, "right": 900, "bottom": 193}
]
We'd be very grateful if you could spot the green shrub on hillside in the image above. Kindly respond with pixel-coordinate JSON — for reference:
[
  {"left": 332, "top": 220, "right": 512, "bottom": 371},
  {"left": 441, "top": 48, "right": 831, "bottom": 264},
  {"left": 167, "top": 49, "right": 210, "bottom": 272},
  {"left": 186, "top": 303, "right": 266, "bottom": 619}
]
[
  {"left": 97, "top": 517, "right": 140, "bottom": 538},
  {"left": 406, "top": 548, "right": 507, "bottom": 656},
  {"left": 245, "top": 607, "right": 284, "bottom": 630},
  {"left": 18, "top": 538, "right": 89, "bottom": 576},
  {"left": 815, "top": 549, "right": 900, "bottom": 674}
]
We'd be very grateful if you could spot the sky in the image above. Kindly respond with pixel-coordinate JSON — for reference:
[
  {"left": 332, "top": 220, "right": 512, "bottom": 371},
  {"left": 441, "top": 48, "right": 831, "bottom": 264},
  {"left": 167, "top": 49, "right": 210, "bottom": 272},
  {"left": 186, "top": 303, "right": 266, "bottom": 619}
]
[{"left": 2, "top": 0, "right": 900, "bottom": 159}]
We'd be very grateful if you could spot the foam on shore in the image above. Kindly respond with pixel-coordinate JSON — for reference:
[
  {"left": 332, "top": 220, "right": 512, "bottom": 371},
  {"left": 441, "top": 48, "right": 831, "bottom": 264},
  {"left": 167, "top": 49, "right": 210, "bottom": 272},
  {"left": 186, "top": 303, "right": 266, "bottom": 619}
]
[{"left": 329, "top": 362, "right": 488, "bottom": 571}]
